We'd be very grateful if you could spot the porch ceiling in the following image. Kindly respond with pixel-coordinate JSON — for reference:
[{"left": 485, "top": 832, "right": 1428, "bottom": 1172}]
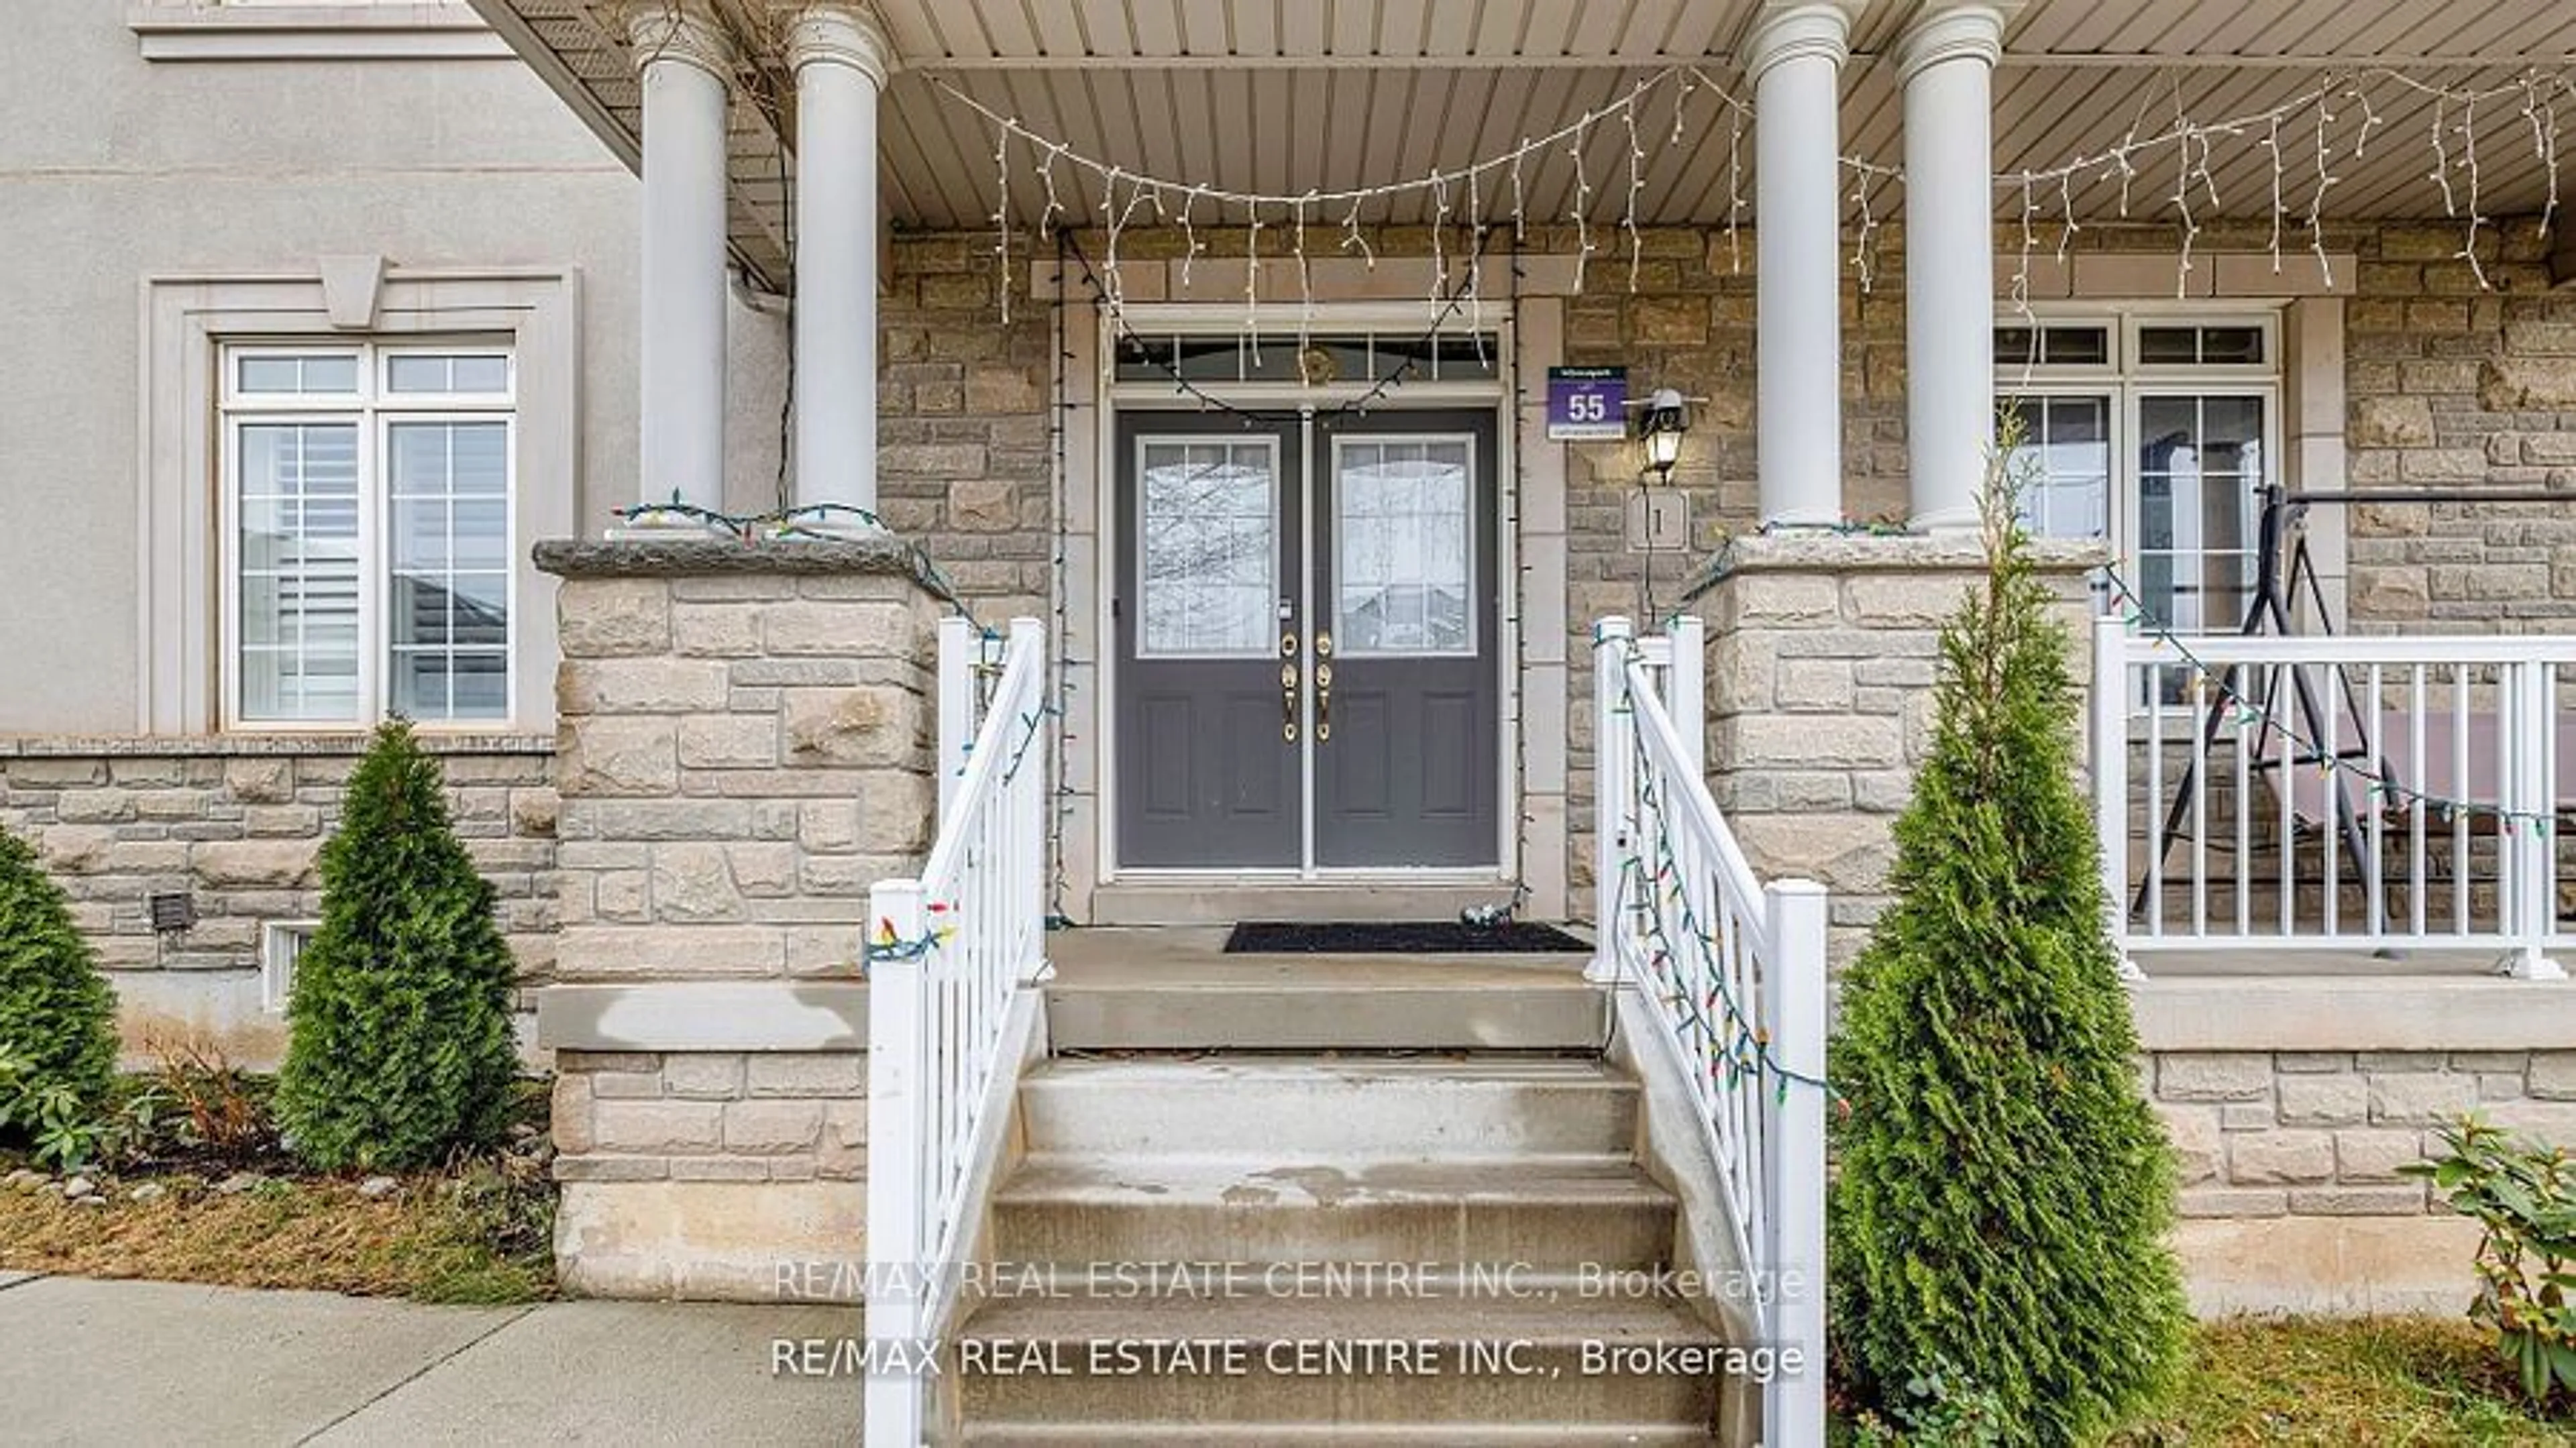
[{"left": 470, "top": 1, "right": 2576, "bottom": 288}]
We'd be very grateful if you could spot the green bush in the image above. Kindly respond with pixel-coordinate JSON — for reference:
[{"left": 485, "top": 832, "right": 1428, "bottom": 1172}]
[
  {"left": 0, "top": 822, "right": 119, "bottom": 1132},
  {"left": 2404, "top": 1115, "right": 2576, "bottom": 1406},
  {"left": 275, "top": 721, "right": 520, "bottom": 1171},
  {"left": 1826, "top": 431, "right": 2189, "bottom": 1443},
  {"left": 1847, "top": 1357, "right": 2010, "bottom": 1447}
]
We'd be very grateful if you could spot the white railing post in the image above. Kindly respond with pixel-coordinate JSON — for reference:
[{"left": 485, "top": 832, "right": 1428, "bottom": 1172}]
[
  {"left": 863, "top": 876, "right": 928, "bottom": 1448},
  {"left": 2091, "top": 614, "right": 2141, "bottom": 982},
  {"left": 1592, "top": 616, "right": 1636, "bottom": 985},
  {"left": 1667, "top": 614, "right": 1707, "bottom": 782},
  {"left": 1762, "top": 878, "right": 1829, "bottom": 1448},
  {"left": 936, "top": 616, "right": 974, "bottom": 827},
  {"left": 1008, "top": 616, "right": 1052, "bottom": 978},
  {"left": 2504, "top": 659, "right": 2567, "bottom": 980}
]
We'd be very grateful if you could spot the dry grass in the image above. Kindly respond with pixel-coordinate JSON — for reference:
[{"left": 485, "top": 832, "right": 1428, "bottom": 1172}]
[
  {"left": 0, "top": 1160, "right": 553, "bottom": 1305},
  {"left": 1837, "top": 1318, "right": 2573, "bottom": 1445},
  {"left": 2116, "top": 1317, "right": 2573, "bottom": 1446}
]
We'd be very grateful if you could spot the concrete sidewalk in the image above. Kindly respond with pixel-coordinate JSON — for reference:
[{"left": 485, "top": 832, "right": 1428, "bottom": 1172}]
[{"left": 0, "top": 1272, "right": 859, "bottom": 1445}]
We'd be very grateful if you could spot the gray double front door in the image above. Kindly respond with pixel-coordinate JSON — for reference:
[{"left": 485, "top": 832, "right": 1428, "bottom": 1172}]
[{"left": 1114, "top": 406, "right": 1501, "bottom": 871}]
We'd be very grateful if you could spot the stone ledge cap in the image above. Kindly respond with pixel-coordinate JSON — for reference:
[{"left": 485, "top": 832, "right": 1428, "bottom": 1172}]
[
  {"left": 1688, "top": 531, "right": 2107, "bottom": 594},
  {"left": 0, "top": 732, "right": 553, "bottom": 759},
  {"left": 2133, "top": 975, "right": 2576, "bottom": 1053},
  {"left": 533, "top": 535, "right": 934, "bottom": 581},
  {"left": 540, "top": 981, "right": 867, "bottom": 1053}
]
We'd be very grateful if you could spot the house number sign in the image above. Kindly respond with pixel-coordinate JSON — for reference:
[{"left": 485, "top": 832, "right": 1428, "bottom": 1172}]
[{"left": 1546, "top": 366, "right": 1628, "bottom": 441}]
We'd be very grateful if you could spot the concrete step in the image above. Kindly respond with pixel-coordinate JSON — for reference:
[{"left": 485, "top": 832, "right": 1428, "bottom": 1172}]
[
  {"left": 1042, "top": 930, "right": 1603, "bottom": 1050},
  {"left": 1044, "top": 982, "right": 1604, "bottom": 1052},
  {"left": 990, "top": 1153, "right": 1676, "bottom": 1269},
  {"left": 1086, "top": 883, "right": 1520, "bottom": 926},
  {"left": 1017, "top": 1058, "right": 1638, "bottom": 1158},
  {"left": 951, "top": 1291, "right": 1725, "bottom": 1427}
]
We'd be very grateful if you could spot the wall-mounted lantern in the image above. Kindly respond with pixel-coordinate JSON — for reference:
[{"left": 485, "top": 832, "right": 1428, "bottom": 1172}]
[{"left": 1638, "top": 386, "right": 1688, "bottom": 479}]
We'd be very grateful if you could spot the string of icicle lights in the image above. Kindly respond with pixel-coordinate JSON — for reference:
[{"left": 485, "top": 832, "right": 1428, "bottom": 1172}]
[
  {"left": 2001, "top": 66, "right": 2571, "bottom": 318},
  {"left": 926, "top": 63, "right": 2573, "bottom": 328}
]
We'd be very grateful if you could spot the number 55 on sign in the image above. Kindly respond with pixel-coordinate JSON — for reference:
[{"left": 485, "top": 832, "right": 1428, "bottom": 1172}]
[{"left": 1546, "top": 366, "right": 1628, "bottom": 441}]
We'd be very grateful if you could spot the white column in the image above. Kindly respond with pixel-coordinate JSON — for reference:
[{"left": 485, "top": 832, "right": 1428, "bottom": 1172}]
[
  {"left": 630, "top": 4, "right": 733, "bottom": 519},
  {"left": 1741, "top": 3, "right": 1855, "bottom": 530},
  {"left": 1898, "top": 3, "right": 2010, "bottom": 533},
  {"left": 788, "top": 3, "right": 894, "bottom": 526}
]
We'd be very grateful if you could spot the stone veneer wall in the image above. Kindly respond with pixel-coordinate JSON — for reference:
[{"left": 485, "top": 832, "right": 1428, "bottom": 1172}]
[
  {"left": 533, "top": 536, "right": 942, "bottom": 1300},
  {"left": 861, "top": 221, "right": 2569, "bottom": 921},
  {"left": 2337, "top": 220, "right": 2576, "bottom": 629},
  {"left": 1685, "top": 534, "right": 2104, "bottom": 962},
  {"left": 2141, "top": 1033, "right": 2576, "bottom": 1314},
  {"left": 0, "top": 738, "right": 556, "bottom": 1069},
  {"left": 873, "top": 231, "right": 1057, "bottom": 623}
]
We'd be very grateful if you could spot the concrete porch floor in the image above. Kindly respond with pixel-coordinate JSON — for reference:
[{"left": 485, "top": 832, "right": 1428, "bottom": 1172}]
[
  {"left": 1040, "top": 928, "right": 1605, "bottom": 1052},
  {"left": 1047, "top": 925, "right": 1595, "bottom": 984}
]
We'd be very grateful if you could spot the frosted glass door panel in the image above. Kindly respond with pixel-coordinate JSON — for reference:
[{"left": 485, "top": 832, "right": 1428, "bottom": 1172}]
[
  {"left": 1334, "top": 437, "right": 1473, "bottom": 656},
  {"left": 1137, "top": 440, "right": 1278, "bottom": 657}
]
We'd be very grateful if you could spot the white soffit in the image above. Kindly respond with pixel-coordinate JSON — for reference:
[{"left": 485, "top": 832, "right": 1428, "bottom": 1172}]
[{"left": 477, "top": 0, "right": 2576, "bottom": 277}]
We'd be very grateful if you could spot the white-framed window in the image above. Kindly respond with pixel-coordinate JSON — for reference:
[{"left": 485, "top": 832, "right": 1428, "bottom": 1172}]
[
  {"left": 260, "top": 920, "right": 319, "bottom": 1013},
  {"left": 220, "top": 342, "right": 516, "bottom": 729},
  {"left": 1999, "top": 312, "right": 2282, "bottom": 637}
]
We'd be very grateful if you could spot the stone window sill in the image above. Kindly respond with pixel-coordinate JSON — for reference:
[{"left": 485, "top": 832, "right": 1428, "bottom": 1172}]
[
  {"left": 126, "top": 3, "right": 510, "bottom": 62},
  {"left": 0, "top": 732, "right": 553, "bottom": 759}
]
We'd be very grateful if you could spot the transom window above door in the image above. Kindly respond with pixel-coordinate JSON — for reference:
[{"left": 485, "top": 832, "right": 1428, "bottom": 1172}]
[
  {"left": 221, "top": 341, "right": 515, "bottom": 728},
  {"left": 1114, "top": 331, "right": 1500, "bottom": 387},
  {"left": 1999, "top": 313, "right": 2279, "bottom": 637}
]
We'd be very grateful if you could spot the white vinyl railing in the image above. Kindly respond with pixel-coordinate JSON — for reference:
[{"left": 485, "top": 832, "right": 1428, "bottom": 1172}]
[
  {"left": 2092, "top": 616, "right": 2573, "bottom": 980},
  {"left": 864, "top": 616, "right": 1051, "bottom": 1447},
  {"left": 1592, "top": 615, "right": 1829, "bottom": 1448}
]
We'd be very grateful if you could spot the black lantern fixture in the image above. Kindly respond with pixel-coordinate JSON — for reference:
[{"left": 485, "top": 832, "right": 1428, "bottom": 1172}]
[{"left": 1638, "top": 386, "right": 1688, "bottom": 478}]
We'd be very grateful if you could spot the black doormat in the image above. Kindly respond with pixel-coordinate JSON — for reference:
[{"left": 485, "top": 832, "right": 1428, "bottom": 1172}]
[{"left": 1224, "top": 920, "right": 1591, "bottom": 954}]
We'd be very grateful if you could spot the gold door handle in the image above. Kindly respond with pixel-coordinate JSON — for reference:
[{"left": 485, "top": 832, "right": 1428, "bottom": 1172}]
[
  {"left": 1281, "top": 661, "right": 1299, "bottom": 742},
  {"left": 1315, "top": 661, "right": 1333, "bottom": 742},
  {"left": 1315, "top": 630, "right": 1333, "bottom": 659}
]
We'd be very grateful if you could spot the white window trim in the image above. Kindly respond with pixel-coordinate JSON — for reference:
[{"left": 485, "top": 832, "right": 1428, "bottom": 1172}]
[
  {"left": 219, "top": 343, "right": 519, "bottom": 731},
  {"left": 125, "top": 1, "right": 508, "bottom": 62},
  {"left": 141, "top": 266, "right": 578, "bottom": 736},
  {"left": 1997, "top": 304, "right": 2286, "bottom": 637},
  {"left": 260, "top": 920, "right": 319, "bottom": 1013}
]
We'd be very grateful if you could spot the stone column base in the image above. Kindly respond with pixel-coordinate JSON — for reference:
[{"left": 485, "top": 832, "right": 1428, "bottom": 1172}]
[
  {"left": 532, "top": 537, "right": 942, "bottom": 1301},
  {"left": 556, "top": 1178, "right": 864, "bottom": 1302},
  {"left": 1690, "top": 531, "right": 2103, "bottom": 964}
]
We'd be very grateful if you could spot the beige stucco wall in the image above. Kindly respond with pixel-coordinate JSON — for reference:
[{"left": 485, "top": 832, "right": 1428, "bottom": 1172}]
[{"left": 0, "top": 0, "right": 789, "bottom": 734}]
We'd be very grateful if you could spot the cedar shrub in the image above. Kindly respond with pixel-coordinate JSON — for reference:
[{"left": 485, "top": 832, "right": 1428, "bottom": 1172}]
[
  {"left": 1827, "top": 427, "right": 2190, "bottom": 1442},
  {"left": 276, "top": 720, "right": 519, "bottom": 1171},
  {"left": 0, "top": 822, "right": 119, "bottom": 1115}
]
